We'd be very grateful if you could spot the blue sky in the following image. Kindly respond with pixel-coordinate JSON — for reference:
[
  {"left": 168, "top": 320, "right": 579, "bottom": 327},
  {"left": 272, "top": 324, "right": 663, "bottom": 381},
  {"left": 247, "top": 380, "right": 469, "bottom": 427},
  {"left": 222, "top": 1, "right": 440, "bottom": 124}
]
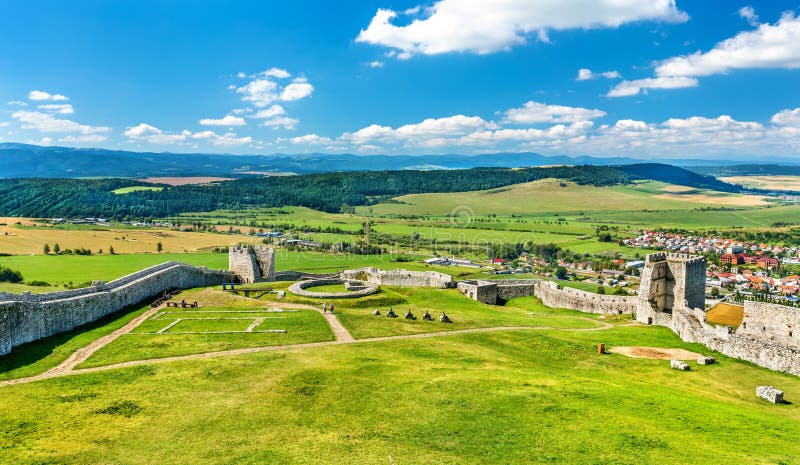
[{"left": 1, "top": 0, "right": 799, "bottom": 159}]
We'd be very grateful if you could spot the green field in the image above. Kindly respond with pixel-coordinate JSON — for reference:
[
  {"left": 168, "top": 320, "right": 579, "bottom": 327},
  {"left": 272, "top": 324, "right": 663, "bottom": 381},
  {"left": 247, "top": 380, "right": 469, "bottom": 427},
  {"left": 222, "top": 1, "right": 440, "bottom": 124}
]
[
  {"left": 111, "top": 186, "right": 163, "bottom": 194},
  {"left": 359, "top": 180, "right": 770, "bottom": 216}
]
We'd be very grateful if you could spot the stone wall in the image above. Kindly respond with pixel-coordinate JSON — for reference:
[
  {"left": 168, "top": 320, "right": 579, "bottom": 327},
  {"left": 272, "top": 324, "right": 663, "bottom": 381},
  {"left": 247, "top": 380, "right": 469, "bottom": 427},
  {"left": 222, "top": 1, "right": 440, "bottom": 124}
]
[
  {"left": 0, "top": 262, "right": 233, "bottom": 356},
  {"left": 228, "top": 246, "right": 275, "bottom": 283},
  {"left": 341, "top": 268, "right": 454, "bottom": 288},
  {"left": 532, "top": 281, "right": 637, "bottom": 315},
  {"left": 671, "top": 306, "right": 800, "bottom": 376},
  {"left": 636, "top": 253, "right": 707, "bottom": 324},
  {"left": 229, "top": 246, "right": 261, "bottom": 283},
  {"left": 287, "top": 279, "right": 379, "bottom": 299},
  {"left": 457, "top": 281, "right": 498, "bottom": 305},
  {"left": 736, "top": 302, "right": 800, "bottom": 348}
]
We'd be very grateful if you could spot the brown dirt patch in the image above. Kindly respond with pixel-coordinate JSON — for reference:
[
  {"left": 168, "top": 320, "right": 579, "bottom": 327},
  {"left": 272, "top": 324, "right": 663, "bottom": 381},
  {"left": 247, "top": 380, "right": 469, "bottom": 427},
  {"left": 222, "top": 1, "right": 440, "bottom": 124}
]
[
  {"left": 139, "top": 177, "right": 235, "bottom": 186},
  {"left": 706, "top": 302, "right": 744, "bottom": 327},
  {"left": 610, "top": 346, "right": 703, "bottom": 360}
]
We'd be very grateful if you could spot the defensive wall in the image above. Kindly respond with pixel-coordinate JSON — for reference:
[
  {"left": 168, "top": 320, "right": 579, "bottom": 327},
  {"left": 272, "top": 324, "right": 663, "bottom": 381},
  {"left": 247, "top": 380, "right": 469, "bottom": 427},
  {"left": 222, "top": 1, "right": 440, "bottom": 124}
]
[
  {"left": 340, "top": 268, "right": 454, "bottom": 288},
  {"left": 0, "top": 262, "right": 233, "bottom": 356},
  {"left": 457, "top": 279, "right": 636, "bottom": 315},
  {"left": 456, "top": 253, "right": 800, "bottom": 376}
]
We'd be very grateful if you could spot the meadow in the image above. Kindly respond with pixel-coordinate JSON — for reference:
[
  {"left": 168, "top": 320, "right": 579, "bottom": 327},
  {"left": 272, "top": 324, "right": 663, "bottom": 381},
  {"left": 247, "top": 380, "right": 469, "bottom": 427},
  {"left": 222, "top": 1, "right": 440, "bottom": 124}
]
[
  {"left": 359, "top": 179, "right": 771, "bottom": 216},
  {"left": 1, "top": 322, "right": 797, "bottom": 464}
]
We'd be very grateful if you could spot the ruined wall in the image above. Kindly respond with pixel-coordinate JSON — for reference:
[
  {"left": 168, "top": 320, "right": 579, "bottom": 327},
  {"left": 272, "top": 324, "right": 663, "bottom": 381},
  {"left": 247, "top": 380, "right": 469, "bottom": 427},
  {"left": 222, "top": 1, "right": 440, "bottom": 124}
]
[
  {"left": 532, "top": 281, "right": 637, "bottom": 315},
  {"left": 0, "top": 262, "right": 233, "bottom": 355},
  {"left": 636, "top": 253, "right": 706, "bottom": 324},
  {"left": 228, "top": 246, "right": 276, "bottom": 283},
  {"left": 671, "top": 306, "right": 800, "bottom": 376},
  {"left": 229, "top": 246, "right": 260, "bottom": 283},
  {"left": 457, "top": 281, "right": 498, "bottom": 305},
  {"left": 254, "top": 247, "right": 275, "bottom": 281},
  {"left": 738, "top": 302, "right": 800, "bottom": 348},
  {"left": 341, "top": 268, "right": 454, "bottom": 288},
  {"left": 496, "top": 283, "right": 536, "bottom": 301},
  {"left": 287, "top": 279, "right": 379, "bottom": 299}
]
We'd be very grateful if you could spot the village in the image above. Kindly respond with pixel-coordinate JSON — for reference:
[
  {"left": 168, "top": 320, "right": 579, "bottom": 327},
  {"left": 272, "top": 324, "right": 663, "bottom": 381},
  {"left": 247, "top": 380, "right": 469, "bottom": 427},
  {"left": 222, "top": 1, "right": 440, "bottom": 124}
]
[{"left": 623, "top": 230, "right": 800, "bottom": 302}]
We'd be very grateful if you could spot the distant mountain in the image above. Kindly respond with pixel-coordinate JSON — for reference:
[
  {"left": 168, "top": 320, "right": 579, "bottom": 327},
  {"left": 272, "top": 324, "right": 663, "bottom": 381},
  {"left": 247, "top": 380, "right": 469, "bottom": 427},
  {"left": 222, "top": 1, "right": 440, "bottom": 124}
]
[{"left": 0, "top": 142, "right": 790, "bottom": 179}]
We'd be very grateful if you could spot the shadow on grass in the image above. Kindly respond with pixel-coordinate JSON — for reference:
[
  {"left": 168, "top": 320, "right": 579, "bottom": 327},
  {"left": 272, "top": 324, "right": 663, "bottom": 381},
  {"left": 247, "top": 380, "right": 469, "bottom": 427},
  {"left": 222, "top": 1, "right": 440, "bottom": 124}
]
[{"left": 0, "top": 302, "right": 146, "bottom": 376}]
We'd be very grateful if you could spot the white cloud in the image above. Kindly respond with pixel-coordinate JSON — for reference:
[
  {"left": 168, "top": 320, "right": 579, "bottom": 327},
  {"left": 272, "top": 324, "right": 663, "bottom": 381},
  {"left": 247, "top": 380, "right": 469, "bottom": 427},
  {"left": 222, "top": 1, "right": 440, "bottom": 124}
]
[
  {"left": 123, "top": 123, "right": 186, "bottom": 144},
  {"left": 356, "top": 0, "right": 687, "bottom": 57},
  {"left": 369, "top": 60, "right": 384, "bottom": 68},
  {"left": 0, "top": 122, "right": 9, "bottom": 127},
  {"left": 37, "top": 103, "right": 74, "bottom": 115},
  {"left": 607, "top": 76, "right": 698, "bottom": 97},
  {"left": 770, "top": 108, "right": 800, "bottom": 127},
  {"left": 7, "top": 100, "right": 27, "bottom": 106},
  {"left": 235, "top": 72, "right": 314, "bottom": 108},
  {"left": 739, "top": 6, "right": 759, "bottom": 27},
  {"left": 12, "top": 111, "right": 109, "bottom": 134},
  {"left": 28, "top": 90, "right": 68, "bottom": 101},
  {"left": 191, "top": 131, "right": 253, "bottom": 146},
  {"left": 236, "top": 79, "right": 279, "bottom": 107},
  {"left": 251, "top": 105, "right": 286, "bottom": 119},
  {"left": 577, "top": 68, "right": 621, "bottom": 80},
  {"left": 503, "top": 101, "right": 606, "bottom": 124},
  {"left": 291, "top": 134, "right": 334, "bottom": 145},
  {"left": 655, "top": 11, "right": 800, "bottom": 78},
  {"left": 280, "top": 80, "right": 314, "bottom": 101},
  {"left": 343, "top": 115, "right": 492, "bottom": 147},
  {"left": 262, "top": 67, "right": 291, "bottom": 79},
  {"left": 124, "top": 123, "right": 252, "bottom": 146},
  {"left": 199, "top": 115, "right": 246, "bottom": 126},
  {"left": 260, "top": 116, "right": 300, "bottom": 130}
]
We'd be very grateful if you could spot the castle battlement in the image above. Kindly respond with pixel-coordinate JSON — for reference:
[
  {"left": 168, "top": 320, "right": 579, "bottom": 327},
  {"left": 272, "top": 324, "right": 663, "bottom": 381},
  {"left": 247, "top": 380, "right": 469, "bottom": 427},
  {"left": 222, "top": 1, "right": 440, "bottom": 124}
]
[{"left": 646, "top": 252, "right": 667, "bottom": 262}]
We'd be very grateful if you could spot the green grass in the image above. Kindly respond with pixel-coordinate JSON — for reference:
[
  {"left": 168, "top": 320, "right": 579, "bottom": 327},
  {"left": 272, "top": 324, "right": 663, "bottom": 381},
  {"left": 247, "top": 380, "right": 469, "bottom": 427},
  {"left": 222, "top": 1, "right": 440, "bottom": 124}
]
[
  {"left": 111, "top": 186, "right": 163, "bottom": 194},
  {"left": 0, "top": 253, "right": 229, "bottom": 284},
  {"left": 1, "top": 325, "right": 798, "bottom": 464},
  {"left": 81, "top": 307, "right": 333, "bottom": 368},
  {"left": 257, "top": 285, "right": 606, "bottom": 339}
]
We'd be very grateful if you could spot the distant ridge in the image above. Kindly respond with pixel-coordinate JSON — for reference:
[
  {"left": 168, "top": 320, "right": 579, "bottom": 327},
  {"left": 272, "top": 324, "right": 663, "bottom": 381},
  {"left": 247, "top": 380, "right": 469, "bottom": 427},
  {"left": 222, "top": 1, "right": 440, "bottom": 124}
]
[{"left": 0, "top": 142, "right": 793, "bottom": 179}]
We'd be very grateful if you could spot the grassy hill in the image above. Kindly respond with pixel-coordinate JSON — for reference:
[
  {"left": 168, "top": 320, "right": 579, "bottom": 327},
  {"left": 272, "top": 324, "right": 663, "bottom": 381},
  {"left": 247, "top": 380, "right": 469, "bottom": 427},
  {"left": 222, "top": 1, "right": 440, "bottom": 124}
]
[{"left": 363, "top": 179, "right": 768, "bottom": 216}]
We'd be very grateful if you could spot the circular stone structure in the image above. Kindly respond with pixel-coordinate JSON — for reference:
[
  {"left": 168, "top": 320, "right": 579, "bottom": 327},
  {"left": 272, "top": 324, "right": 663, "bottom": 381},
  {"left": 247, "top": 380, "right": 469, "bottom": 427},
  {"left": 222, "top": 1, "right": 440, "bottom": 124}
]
[{"left": 288, "top": 278, "right": 379, "bottom": 299}]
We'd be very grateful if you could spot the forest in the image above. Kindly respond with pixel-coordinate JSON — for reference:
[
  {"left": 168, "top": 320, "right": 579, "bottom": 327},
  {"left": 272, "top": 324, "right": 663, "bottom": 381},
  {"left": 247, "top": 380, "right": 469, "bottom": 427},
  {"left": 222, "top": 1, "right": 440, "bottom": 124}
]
[{"left": 0, "top": 163, "right": 739, "bottom": 219}]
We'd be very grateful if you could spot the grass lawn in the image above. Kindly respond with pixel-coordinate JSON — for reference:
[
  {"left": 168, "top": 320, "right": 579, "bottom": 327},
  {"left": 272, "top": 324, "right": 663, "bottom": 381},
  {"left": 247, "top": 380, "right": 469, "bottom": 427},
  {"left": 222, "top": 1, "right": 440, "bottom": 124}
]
[{"left": 0, "top": 325, "right": 798, "bottom": 464}]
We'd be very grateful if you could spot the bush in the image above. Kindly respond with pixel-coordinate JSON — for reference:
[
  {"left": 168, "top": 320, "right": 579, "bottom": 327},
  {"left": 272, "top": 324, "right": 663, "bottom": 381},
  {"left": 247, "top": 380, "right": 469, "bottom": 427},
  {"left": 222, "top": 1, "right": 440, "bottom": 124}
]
[
  {"left": 0, "top": 265, "right": 24, "bottom": 283},
  {"left": 26, "top": 280, "right": 50, "bottom": 287}
]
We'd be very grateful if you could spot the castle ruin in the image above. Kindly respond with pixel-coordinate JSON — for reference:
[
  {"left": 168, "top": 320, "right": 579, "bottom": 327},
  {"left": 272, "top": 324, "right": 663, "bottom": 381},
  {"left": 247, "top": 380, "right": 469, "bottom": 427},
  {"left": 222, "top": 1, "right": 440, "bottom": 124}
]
[
  {"left": 228, "top": 245, "right": 275, "bottom": 283},
  {"left": 636, "top": 253, "right": 707, "bottom": 326}
]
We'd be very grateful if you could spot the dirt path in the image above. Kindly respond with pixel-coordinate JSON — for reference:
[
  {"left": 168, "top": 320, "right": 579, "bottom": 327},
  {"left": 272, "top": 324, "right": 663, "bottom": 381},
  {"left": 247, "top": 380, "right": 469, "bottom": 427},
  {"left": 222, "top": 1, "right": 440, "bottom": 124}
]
[{"left": 0, "top": 310, "right": 612, "bottom": 388}]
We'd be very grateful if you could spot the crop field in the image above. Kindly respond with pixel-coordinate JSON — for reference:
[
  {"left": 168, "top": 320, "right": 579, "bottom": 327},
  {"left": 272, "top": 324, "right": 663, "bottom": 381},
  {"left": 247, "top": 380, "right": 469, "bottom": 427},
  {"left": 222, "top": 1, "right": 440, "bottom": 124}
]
[
  {"left": 0, "top": 221, "right": 263, "bottom": 255},
  {"left": 722, "top": 175, "right": 800, "bottom": 192},
  {"left": 706, "top": 302, "right": 745, "bottom": 327}
]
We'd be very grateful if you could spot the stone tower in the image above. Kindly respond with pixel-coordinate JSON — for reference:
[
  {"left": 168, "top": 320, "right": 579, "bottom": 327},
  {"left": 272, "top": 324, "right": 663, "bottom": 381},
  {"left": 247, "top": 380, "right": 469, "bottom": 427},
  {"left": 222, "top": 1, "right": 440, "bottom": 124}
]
[
  {"left": 636, "top": 253, "right": 706, "bottom": 325},
  {"left": 228, "top": 245, "right": 275, "bottom": 283}
]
